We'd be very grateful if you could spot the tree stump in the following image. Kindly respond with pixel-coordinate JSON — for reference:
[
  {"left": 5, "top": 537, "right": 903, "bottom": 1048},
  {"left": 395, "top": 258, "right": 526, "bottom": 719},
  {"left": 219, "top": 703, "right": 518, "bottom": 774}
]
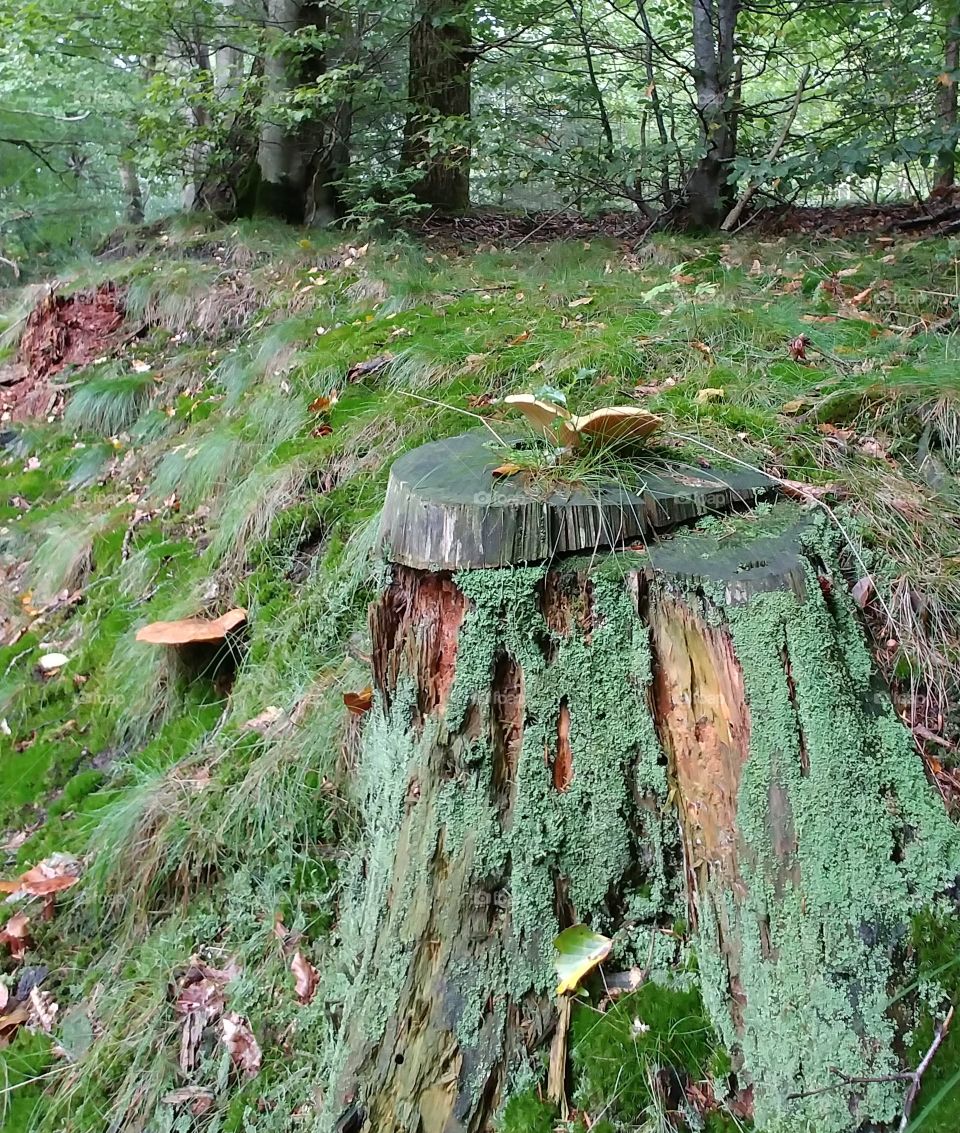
[{"left": 326, "top": 430, "right": 960, "bottom": 1133}]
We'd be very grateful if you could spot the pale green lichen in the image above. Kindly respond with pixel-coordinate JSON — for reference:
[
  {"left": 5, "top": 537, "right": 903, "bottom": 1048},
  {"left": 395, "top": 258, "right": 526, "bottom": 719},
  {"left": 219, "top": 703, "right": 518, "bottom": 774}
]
[
  {"left": 324, "top": 512, "right": 960, "bottom": 1133},
  {"left": 699, "top": 528, "right": 960, "bottom": 1132}
]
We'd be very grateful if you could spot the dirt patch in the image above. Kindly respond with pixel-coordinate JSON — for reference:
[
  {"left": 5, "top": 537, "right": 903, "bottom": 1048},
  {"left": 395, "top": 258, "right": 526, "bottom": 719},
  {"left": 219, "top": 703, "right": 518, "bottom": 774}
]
[{"left": 2, "top": 283, "right": 126, "bottom": 420}]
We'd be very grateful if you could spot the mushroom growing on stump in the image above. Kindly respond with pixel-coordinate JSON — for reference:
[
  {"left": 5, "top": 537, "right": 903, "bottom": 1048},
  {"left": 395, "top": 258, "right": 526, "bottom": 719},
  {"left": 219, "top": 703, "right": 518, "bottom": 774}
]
[
  {"left": 135, "top": 608, "right": 248, "bottom": 691},
  {"left": 328, "top": 429, "right": 960, "bottom": 1133}
]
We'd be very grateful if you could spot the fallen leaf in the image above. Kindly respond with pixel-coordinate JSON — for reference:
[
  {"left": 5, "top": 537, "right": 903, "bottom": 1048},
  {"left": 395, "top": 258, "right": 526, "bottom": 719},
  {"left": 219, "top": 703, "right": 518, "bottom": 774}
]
[
  {"left": 492, "top": 462, "right": 523, "bottom": 478},
  {"left": 291, "top": 950, "right": 318, "bottom": 1005},
  {"left": 850, "top": 286, "right": 874, "bottom": 306},
  {"left": 554, "top": 925, "right": 612, "bottom": 996},
  {"left": 674, "top": 273, "right": 697, "bottom": 284},
  {"left": 780, "top": 398, "right": 808, "bottom": 415},
  {"left": 308, "top": 392, "right": 339, "bottom": 413},
  {"left": 345, "top": 354, "right": 393, "bottom": 382},
  {"left": 788, "top": 334, "right": 811, "bottom": 362},
  {"left": 312, "top": 422, "right": 334, "bottom": 438},
  {"left": 28, "top": 985, "right": 58, "bottom": 1033},
  {"left": 221, "top": 1013, "right": 262, "bottom": 1077},
  {"left": 343, "top": 687, "right": 373, "bottom": 715},
  {"left": 836, "top": 263, "right": 862, "bottom": 278},
  {"left": 37, "top": 653, "right": 69, "bottom": 673},
  {"left": 466, "top": 393, "right": 493, "bottom": 408},
  {"left": 690, "top": 340, "right": 712, "bottom": 356},
  {"left": 851, "top": 575, "right": 874, "bottom": 608},
  {"left": 243, "top": 706, "right": 285, "bottom": 733},
  {"left": 568, "top": 296, "right": 593, "bottom": 308},
  {"left": 0, "top": 913, "right": 30, "bottom": 960},
  {"left": 131, "top": 359, "right": 152, "bottom": 373},
  {"left": 695, "top": 387, "right": 725, "bottom": 405},
  {"left": 0, "top": 1002, "right": 30, "bottom": 1043},
  {"left": 508, "top": 331, "right": 531, "bottom": 345}
]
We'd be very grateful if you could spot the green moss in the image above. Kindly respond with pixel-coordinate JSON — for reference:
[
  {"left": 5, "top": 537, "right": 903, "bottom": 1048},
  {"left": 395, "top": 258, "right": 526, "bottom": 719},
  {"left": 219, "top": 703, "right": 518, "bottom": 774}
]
[
  {"left": 0, "top": 1030, "right": 53, "bottom": 1133},
  {"left": 902, "top": 910, "right": 960, "bottom": 1132},
  {"left": 571, "top": 980, "right": 718, "bottom": 1122},
  {"left": 499, "top": 1089, "right": 557, "bottom": 1133}
]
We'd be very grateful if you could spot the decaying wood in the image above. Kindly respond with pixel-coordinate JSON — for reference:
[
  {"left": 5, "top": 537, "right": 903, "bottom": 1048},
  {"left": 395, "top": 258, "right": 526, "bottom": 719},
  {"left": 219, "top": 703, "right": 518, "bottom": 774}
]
[
  {"left": 331, "top": 431, "right": 958, "bottom": 1133},
  {"left": 379, "top": 428, "right": 775, "bottom": 570}
]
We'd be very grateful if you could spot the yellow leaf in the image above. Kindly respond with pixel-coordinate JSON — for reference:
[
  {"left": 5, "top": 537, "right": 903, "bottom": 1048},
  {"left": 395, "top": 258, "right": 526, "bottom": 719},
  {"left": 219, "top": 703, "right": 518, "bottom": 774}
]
[
  {"left": 554, "top": 925, "right": 613, "bottom": 996},
  {"left": 492, "top": 462, "right": 523, "bottom": 479},
  {"left": 695, "top": 387, "right": 725, "bottom": 405}
]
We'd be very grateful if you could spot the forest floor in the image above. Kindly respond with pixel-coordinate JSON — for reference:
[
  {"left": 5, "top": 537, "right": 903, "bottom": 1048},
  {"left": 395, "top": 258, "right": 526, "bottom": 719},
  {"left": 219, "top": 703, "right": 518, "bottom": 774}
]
[{"left": 2, "top": 217, "right": 960, "bottom": 1132}]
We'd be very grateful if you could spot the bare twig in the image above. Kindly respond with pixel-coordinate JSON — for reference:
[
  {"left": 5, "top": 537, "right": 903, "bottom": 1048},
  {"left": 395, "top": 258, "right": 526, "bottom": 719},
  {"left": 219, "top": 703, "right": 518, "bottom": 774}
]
[
  {"left": 899, "top": 1005, "right": 954, "bottom": 1132},
  {"left": 721, "top": 66, "right": 810, "bottom": 232}
]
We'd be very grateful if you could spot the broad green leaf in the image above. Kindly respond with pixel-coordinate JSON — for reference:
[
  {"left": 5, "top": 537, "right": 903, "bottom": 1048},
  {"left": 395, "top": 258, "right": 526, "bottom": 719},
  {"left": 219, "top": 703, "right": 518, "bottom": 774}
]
[{"left": 554, "top": 925, "right": 612, "bottom": 996}]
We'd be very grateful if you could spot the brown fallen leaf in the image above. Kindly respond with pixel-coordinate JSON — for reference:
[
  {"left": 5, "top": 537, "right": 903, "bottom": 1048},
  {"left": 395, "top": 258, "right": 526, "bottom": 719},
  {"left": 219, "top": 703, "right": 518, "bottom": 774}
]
[
  {"left": 221, "top": 1013, "right": 262, "bottom": 1077},
  {"left": 0, "top": 1002, "right": 30, "bottom": 1045},
  {"left": 343, "top": 687, "right": 373, "bottom": 715},
  {"left": 312, "top": 422, "right": 334, "bottom": 438},
  {"left": 850, "top": 286, "right": 874, "bottom": 306},
  {"left": 690, "top": 340, "right": 712, "bottom": 356},
  {"left": 174, "top": 959, "right": 237, "bottom": 1074},
  {"left": 242, "top": 706, "right": 285, "bottom": 734},
  {"left": 567, "top": 296, "right": 593, "bottom": 308},
  {"left": 291, "top": 950, "right": 318, "bottom": 1005},
  {"left": 345, "top": 353, "right": 393, "bottom": 382},
  {"left": 508, "top": 331, "right": 531, "bottom": 345},
  {"left": 0, "top": 912, "right": 30, "bottom": 960},
  {"left": 788, "top": 334, "right": 810, "bottom": 362},
  {"left": 674, "top": 273, "right": 697, "bottom": 284},
  {"left": 777, "top": 478, "right": 834, "bottom": 503},
  {"left": 492, "top": 462, "right": 523, "bottom": 478},
  {"left": 850, "top": 575, "right": 875, "bottom": 608},
  {"left": 308, "top": 392, "right": 339, "bottom": 413}
]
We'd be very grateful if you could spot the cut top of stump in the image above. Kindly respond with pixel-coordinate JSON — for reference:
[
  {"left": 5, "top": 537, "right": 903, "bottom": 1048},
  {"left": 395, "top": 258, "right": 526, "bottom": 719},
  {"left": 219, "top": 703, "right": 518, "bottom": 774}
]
[{"left": 379, "top": 429, "right": 777, "bottom": 570}]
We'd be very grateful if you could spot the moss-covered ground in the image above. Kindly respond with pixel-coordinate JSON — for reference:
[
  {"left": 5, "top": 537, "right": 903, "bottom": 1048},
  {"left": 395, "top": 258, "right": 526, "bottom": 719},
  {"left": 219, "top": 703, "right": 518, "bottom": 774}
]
[{"left": 2, "top": 217, "right": 960, "bottom": 1130}]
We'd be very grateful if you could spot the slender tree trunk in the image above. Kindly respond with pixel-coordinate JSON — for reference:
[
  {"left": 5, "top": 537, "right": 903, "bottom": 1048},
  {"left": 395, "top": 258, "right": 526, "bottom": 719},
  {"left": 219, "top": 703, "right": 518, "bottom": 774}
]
[
  {"left": 400, "top": 0, "right": 472, "bottom": 212},
  {"left": 935, "top": 5, "right": 960, "bottom": 192},
  {"left": 685, "top": 0, "right": 739, "bottom": 229},
  {"left": 119, "top": 157, "right": 144, "bottom": 225}
]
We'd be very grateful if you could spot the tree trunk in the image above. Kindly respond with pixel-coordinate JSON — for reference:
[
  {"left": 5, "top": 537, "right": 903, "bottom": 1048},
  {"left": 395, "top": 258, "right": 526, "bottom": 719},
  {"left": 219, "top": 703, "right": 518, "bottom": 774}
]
[
  {"left": 119, "top": 157, "right": 144, "bottom": 225},
  {"left": 400, "top": 0, "right": 472, "bottom": 212},
  {"left": 684, "top": 0, "right": 739, "bottom": 229},
  {"left": 325, "top": 430, "right": 960, "bottom": 1133},
  {"left": 935, "top": 5, "right": 960, "bottom": 192},
  {"left": 257, "top": 0, "right": 348, "bottom": 224}
]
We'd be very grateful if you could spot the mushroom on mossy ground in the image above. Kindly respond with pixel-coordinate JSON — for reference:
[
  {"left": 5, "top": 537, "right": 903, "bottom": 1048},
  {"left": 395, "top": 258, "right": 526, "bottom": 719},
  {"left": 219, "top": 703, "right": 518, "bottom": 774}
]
[{"left": 135, "top": 608, "right": 248, "bottom": 690}]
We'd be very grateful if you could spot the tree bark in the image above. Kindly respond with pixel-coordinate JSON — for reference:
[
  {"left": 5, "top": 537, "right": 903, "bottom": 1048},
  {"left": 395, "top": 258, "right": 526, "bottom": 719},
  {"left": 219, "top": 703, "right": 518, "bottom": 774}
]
[
  {"left": 684, "top": 0, "right": 739, "bottom": 229},
  {"left": 325, "top": 430, "right": 960, "bottom": 1133},
  {"left": 119, "top": 157, "right": 144, "bottom": 225},
  {"left": 935, "top": 5, "right": 960, "bottom": 192},
  {"left": 257, "top": 0, "right": 349, "bottom": 224},
  {"left": 400, "top": 0, "right": 472, "bottom": 212}
]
